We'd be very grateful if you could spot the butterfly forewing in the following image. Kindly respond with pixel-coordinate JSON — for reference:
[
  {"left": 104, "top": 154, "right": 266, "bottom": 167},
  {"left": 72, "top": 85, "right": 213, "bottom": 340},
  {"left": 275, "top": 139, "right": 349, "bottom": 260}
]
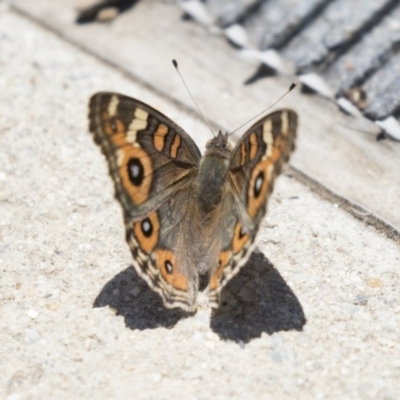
[
  {"left": 230, "top": 109, "right": 297, "bottom": 222},
  {"left": 89, "top": 93, "right": 202, "bottom": 218}
]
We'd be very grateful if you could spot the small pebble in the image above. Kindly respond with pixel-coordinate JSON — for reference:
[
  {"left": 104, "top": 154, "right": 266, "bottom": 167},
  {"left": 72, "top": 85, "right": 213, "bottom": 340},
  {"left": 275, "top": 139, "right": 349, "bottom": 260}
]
[
  {"left": 353, "top": 294, "right": 368, "bottom": 306},
  {"left": 367, "top": 278, "right": 383, "bottom": 288},
  {"left": 46, "top": 303, "right": 59, "bottom": 311},
  {"left": 27, "top": 309, "right": 39, "bottom": 319}
]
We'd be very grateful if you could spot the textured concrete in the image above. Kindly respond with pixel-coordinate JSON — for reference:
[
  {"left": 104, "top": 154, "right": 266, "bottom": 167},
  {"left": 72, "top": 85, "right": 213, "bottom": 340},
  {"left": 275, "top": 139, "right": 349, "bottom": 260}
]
[{"left": 1, "top": 7, "right": 399, "bottom": 400}]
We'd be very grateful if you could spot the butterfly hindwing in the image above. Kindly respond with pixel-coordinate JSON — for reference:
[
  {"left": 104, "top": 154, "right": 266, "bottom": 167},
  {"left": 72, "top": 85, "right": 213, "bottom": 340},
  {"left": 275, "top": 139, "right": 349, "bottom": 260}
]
[{"left": 124, "top": 188, "right": 200, "bottom": 311}]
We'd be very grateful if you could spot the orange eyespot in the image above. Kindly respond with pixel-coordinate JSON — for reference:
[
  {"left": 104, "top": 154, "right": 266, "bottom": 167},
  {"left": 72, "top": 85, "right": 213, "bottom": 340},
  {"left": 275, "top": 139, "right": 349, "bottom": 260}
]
[
  {"left": 247, "top": 159, "right": 271, "bottom": 217},
  {"left": 127, "top": 158, "right": 144, "bottom": 186},
  {"left": 164, "top": 260, "right": 173, "bottom": 274},
  {"left": 155, "top": 250, "right": 188, "bottom": 291},
  {"left": 133, "top": 212, "right": 159, "bottom": 253},
  {"left": 119, "top": 146, "right": 153, "bottom": 205}
]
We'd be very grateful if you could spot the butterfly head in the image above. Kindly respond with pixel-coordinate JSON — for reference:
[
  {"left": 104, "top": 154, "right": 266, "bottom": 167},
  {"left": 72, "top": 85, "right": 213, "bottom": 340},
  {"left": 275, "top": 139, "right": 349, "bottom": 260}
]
[{"left": 205, "top": 130, "right": 233, "bottom": 159}]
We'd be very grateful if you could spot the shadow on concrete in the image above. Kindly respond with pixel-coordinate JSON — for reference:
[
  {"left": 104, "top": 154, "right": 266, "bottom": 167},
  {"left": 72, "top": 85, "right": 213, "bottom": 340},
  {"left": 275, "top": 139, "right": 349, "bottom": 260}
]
[
  {"left": 93, "top": 266, "right": 191, "bottom": 329},
  {"left": 94, "top": 251, "right": 306, "bottom": 340},
  {"left": 210, "top": 251, "right": 306, "bottom": 343}
]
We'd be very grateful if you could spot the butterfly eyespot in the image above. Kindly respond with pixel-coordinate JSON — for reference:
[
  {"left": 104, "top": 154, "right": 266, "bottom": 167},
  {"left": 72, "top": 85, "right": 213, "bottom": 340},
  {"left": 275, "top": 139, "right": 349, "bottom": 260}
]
[
  {"left": 239, "top": 226, "right": 246, "bottom": 239},
  {"left": 155, "top": 249, "right": 188, "bottom": 290},
  {"left": 141, "top": 218, "right": 153, "bottom": 237},
  {"left": 165, "top": 260, "right": 173, "bottom": 274},
  {"left": 132, "top": 211, "right": 159, "bottom": 253},
  {"left": 128, "top": 158, "right": 144, "bottom": 186},
  {"left": 254, "top": 171, "right": 264, "bottom": 198}
]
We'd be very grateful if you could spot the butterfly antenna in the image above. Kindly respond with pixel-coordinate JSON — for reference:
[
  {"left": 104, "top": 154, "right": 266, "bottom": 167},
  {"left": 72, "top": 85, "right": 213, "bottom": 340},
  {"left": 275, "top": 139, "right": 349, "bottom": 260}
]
[
  {"left": 228, "top": 82, "right": 297, "bottom": 137},
  {"left": 172, "top": 59, "right": 216, "bottom": 137}
]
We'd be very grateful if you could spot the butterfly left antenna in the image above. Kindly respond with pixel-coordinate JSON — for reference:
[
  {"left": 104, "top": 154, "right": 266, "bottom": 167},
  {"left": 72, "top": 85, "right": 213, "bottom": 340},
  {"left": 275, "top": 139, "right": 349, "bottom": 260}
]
[{"left": 172, "top": 59, "right": 216, "bottom": 137}]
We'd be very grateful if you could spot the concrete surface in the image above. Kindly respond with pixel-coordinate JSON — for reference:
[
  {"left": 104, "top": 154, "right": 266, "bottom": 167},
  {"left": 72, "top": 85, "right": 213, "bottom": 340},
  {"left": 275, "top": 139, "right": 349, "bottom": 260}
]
[{"left": 1, "top": 5, "right": 400, "bottom": 400}]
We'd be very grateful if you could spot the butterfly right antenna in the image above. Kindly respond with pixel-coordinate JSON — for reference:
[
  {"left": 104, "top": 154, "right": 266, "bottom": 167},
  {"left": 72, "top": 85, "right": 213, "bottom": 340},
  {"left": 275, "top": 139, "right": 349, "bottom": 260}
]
[{"left": 228, "top": 82, "right": 297, "bottom": 137}]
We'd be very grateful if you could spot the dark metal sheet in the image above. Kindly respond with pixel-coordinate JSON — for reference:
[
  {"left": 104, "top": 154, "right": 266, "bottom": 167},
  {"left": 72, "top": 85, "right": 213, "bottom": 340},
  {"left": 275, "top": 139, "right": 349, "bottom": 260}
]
[
  {"left": 322, "top": 6, "right": 400, "bottom": 94},
  {"left": 363, "top": 53, "right": 400, "bottom": 119},
  {"left": 243, "top": 0, "right": 332, "bottom": 49},
  {"left": 280, "top": 0, "right": 397, "bottom": 71}
]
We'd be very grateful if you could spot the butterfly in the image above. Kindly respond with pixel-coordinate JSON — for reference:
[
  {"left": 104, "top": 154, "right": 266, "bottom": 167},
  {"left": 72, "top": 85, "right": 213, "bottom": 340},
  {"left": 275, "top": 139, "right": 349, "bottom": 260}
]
[{"left": 88, "top": 92, "right": 297, "bottom": 312}]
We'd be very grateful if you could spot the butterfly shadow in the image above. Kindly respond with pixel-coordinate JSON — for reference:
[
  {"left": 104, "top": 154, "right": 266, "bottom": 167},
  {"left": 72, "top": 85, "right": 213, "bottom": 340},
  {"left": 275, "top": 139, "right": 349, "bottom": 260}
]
[
  {"left": 210, "top": 251, "right": 306, "bottom": 343},
  {"left": 93, "top": 251, "right": 306, "bottom": 337},
  {"left": 93, "top": 266, "right": 191, "bottom": 330}
]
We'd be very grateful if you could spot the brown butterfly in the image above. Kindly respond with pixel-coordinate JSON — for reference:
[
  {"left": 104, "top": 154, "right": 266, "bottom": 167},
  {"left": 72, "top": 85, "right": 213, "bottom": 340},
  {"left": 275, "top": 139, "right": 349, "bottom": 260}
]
[{"left": 88, "top": 92, "right": 297, "bottom": 312}]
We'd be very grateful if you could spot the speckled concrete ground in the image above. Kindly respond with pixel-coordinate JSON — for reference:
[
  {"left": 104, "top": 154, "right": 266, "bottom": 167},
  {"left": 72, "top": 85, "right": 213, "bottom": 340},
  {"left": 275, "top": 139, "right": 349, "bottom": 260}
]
[{"left": 1, "top": 7, "right": 399, "bottom": 400}]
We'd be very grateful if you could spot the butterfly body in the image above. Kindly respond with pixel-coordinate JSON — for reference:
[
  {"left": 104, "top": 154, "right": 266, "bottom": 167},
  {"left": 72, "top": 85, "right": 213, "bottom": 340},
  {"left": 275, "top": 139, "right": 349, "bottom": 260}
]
[
  {"left": 197, "top": 134, "right": 231, "bottom": 212},
  {"left": 89, "top": 92, "right": 297, "bottom": 312}
]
